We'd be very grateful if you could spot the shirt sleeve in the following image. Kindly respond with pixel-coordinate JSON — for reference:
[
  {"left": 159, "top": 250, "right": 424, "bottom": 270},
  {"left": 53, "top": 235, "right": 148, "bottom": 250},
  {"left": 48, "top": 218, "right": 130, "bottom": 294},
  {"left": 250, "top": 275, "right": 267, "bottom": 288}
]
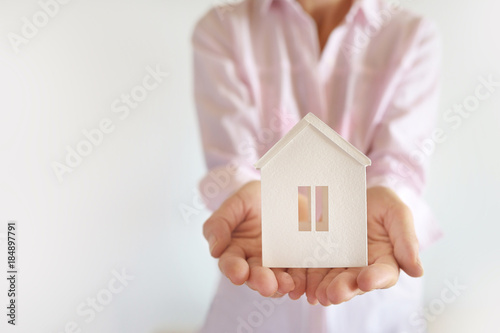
[
  {"left": 192, "top": 10, "right": 261, "bottom": 212},
  {"left": 365, "top": 18, "right": 443, "bottom": 248}
]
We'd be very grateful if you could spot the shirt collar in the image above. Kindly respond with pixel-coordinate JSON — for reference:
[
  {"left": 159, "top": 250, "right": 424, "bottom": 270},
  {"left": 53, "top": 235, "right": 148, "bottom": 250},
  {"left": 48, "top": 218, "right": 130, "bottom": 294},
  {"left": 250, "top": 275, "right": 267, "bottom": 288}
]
[{"left": 256, "top": 0, "right": 380, "bottom": 23}]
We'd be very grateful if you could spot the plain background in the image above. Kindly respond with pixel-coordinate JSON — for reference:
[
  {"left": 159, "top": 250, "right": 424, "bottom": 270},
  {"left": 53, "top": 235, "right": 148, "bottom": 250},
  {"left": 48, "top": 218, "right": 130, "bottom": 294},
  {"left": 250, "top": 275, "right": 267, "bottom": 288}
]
[{"left": 0, "top": 0, "right": 499, "bottom": 332}]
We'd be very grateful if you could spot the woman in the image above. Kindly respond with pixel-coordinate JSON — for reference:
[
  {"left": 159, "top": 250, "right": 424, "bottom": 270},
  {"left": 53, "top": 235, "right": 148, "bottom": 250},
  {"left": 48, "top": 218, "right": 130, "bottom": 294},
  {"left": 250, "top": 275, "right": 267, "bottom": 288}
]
[{"left": 192, "top": 0, "right": 442, "bottom": 331}]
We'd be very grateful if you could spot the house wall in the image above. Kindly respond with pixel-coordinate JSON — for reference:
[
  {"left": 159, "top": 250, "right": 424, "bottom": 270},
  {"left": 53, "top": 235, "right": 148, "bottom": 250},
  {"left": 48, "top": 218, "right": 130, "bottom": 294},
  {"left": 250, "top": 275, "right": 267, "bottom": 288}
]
[{"left": 261, "top": 125, "right": 367, "bottom": 267}]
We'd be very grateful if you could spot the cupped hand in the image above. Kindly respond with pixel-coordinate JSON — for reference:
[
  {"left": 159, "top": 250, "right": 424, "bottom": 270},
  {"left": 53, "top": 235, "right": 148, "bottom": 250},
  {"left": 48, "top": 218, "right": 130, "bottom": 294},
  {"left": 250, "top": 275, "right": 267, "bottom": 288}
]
[
  {"left": 304, "top": 186, "right": 424, "bottom": 305},
  {"left": 203, "top": 183, "right": 423, "bottom": 304},
  {"left": 203, "top": 181, "right": 295, "bottom": 297}
]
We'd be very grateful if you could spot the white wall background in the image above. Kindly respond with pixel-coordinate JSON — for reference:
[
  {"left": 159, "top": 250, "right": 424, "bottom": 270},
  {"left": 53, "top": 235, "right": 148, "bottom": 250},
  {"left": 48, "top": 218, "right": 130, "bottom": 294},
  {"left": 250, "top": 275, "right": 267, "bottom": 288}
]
[
  {"left": 406, "top": 0, "right": 500, "bottom": 332},
  {"left": 0, "top": 1, "right": 498, "bottom": 332}
]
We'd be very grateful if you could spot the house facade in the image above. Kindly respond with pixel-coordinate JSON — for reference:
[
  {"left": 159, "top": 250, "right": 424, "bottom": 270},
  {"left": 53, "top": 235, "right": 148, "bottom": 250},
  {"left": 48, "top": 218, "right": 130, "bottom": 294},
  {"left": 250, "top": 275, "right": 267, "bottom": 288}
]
[{"left": 255, "top": 113, "right": 371, "bottom": 268}]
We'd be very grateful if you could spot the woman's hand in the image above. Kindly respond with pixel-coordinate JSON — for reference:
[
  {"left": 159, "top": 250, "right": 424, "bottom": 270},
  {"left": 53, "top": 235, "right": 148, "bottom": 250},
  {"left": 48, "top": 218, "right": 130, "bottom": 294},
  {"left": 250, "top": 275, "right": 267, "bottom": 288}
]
[
  {"left": 203, "top": 182, "right": 423, "bottom": 303},
  {"left": 304, "top": 186, "right": 424, "bottom": 305},
  {"left": 203, "top": 181, "right": 296, "bottom": 297}
]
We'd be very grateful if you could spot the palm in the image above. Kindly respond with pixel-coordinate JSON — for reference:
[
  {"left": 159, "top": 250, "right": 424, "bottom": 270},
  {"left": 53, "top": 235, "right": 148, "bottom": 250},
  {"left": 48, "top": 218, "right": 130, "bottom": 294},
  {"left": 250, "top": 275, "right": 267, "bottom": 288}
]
[
  {"left": 224, "top": 181, "right": 263, "bottom": 261},
  {"left": 231, "top": 221, "right": 262, "bottom": 254}
]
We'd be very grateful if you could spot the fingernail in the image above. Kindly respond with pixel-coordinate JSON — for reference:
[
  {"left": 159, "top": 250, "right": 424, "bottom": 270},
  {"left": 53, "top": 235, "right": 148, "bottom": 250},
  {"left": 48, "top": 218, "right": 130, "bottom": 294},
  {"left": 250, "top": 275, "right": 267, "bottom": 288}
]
[
  {"left": 208, "top": 235, "right": 217, "bottom": 253},
  {"left": 271, "top": 291, "right": 284, "bottom": 298},
  {"left": 417, "top": 257, "right": 424, "bottom": 271},
  {"left": 307, "top": 297, "right": 318, "bottom": 305}
]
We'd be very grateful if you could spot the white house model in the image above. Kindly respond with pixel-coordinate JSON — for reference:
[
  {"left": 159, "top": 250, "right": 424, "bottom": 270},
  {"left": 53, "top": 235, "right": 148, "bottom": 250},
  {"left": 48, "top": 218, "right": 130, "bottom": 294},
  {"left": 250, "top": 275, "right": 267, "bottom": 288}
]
[{"left": 254, "top": 113, "right": 371, "bottom": 268}]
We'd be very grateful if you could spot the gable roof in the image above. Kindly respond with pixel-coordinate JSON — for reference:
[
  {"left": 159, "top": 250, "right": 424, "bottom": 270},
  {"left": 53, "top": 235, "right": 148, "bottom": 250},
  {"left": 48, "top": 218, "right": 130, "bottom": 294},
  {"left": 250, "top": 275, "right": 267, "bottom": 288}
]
[{"left": 254, "top": 113, "right": 371, "bottom": 169}]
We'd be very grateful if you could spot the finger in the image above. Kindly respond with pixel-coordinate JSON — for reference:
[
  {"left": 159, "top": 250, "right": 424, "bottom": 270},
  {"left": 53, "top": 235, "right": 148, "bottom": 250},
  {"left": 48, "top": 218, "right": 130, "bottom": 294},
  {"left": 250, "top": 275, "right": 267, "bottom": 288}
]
[
  {"left": 315, "top": 269, "right": 344, "bottom": 306},
  {"left": 246, "top": 257, "right": 278, "bottom": 297},
  {"left": 326, "top": 269, "right": 364, "bottom": 305},
  {"left": 270, "top": 268, "right": 295, "bottom": 297},
  {"left": 306, "top": 268, "right": 329, "bottom": 305},
  {"left": 202, "top": 193, "right": 248, "bottom": 258},
  {"left": 357, "top": 260, "right": 399, "bottom": 292},
  {"left": 384, "top": 203, "right": 423, "bottom": 277},
  {"left": 218, "top": 245, "right": 249, "bottom": 285},
  {"left": 288, "top": 268, "right": 307, "bottom": 300}
]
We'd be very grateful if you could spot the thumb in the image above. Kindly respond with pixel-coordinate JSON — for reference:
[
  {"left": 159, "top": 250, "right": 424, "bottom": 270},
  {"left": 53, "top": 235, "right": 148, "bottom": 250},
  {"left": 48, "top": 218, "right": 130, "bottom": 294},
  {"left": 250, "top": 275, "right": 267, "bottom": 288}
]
[{"left": 384, "top": 201, "right": 424, "bottom": 277}]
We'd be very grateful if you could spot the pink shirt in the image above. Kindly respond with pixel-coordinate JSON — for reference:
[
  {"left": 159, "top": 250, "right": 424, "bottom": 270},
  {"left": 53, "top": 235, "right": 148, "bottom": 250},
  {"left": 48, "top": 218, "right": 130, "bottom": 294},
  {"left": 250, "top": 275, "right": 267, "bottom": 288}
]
[
  {"left": 193, "top": 0, "right": 442, "bottom": 250},
  {"left": 193, "top": 1, "right": 442, "bottom": 331}
]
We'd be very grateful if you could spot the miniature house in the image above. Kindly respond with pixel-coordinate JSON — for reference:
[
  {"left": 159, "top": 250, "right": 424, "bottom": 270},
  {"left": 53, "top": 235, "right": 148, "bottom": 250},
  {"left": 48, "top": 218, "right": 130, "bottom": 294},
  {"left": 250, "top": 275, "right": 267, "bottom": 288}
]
[{"left": 254, "top": 113, "right": 371, "bottom": 268}]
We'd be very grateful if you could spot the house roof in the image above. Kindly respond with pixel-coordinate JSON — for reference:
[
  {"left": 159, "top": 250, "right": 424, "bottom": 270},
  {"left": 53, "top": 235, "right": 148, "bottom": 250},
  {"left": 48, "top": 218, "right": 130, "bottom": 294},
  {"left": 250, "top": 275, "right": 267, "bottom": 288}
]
[{"left": 254, "top": 113, "right": 371, "bottom": 169}]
